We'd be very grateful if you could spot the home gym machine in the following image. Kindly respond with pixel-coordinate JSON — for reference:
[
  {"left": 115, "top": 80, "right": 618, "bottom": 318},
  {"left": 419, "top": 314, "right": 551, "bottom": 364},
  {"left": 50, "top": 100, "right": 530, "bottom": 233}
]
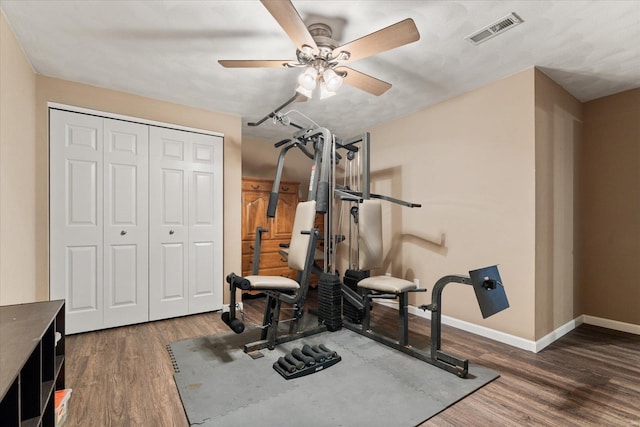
[
  {"left": 222, "top": 93, "right": 510, "bottom": 377},
  {"left": 223, "top": 99, "right": 338, "bottom": 352},
  {"left": 330, "top": 131, "right": 510, "bottom": 377}
]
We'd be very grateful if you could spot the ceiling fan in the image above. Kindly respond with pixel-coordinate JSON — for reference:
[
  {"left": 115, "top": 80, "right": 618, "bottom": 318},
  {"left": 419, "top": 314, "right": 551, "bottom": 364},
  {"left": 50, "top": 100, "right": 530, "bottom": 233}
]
[{"left": 219, "top": 0, "right": 420, "bottom": 99}]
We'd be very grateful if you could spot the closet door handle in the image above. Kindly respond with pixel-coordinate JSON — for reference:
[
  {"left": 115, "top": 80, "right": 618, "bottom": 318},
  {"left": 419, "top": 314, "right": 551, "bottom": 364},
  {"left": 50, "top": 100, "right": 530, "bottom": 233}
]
[
  {"left": 169, "top": 229, "right": 175, "bottom": 235},
  {"left": 120, "top": 230, "right": 127, "bottom": 235}
]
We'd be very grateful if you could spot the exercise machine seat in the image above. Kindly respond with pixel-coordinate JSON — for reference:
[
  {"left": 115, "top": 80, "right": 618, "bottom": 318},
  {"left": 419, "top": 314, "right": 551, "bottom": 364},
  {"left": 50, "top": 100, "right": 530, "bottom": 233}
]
[
  {"left": 358, "top": 275, "right": 416, "bottom": 293},
  {"left": 243, "top": 275, "right": 300, "bottom": 290}
]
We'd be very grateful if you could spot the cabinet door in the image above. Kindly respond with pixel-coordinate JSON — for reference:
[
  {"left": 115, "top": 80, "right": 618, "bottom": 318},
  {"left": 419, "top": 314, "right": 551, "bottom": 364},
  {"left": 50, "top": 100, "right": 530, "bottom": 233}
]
[
  {"left": 149, "top": 127, "right": 190, "bottom": 320},
  {"left": 103, "top": 119, "right": 149, "bottom": 328},
  {"left": 271, "top": 191, "right": 298, "bottom": 240},
  {"left": 242, "top": 190, "right": 271, "bottom": 241},
  {"left": 50, "top": 110, "right": 104, "bottom": 334}
]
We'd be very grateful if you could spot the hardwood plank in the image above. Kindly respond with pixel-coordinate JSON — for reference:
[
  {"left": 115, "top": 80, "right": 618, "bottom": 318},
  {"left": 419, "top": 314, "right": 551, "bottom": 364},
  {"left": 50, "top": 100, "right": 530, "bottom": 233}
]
[{"left": 63, "top": 291, "right": 640, "bottom": 426}]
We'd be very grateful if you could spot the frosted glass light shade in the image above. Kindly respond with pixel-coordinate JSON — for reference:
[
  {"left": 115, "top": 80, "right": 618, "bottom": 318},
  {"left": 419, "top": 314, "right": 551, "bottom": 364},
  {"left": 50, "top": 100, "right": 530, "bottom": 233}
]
[
  {"left": 323, "top": 69, "right": 343, "bottom": 92},
  {"left": 320, "top": 83, "right": 336, "bottom": 99},
  {"left": 298, "top": 68, "right": 318, "bottom": 90},
  {"left": 295, "top": 84, "right": 313, "bottom": 98}
]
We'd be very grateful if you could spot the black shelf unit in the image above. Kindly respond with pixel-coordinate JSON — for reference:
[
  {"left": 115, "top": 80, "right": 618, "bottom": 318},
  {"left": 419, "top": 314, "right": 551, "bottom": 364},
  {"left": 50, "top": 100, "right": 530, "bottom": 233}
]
[{"left": 0, "top": 300, "right": 65, "bottom": 427}]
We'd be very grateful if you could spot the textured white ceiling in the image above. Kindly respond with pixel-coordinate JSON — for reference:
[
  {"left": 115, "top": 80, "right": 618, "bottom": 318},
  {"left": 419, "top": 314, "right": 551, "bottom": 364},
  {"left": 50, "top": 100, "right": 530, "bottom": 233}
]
[{"left": 2, "top": 1, "right": 639, "bottom": 141}]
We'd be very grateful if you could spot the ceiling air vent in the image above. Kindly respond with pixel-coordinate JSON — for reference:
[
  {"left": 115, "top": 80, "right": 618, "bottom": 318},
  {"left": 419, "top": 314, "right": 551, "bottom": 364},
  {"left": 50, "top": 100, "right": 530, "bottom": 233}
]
[{"left": 465, "top": 12, "right": 523, "bottom": 46}]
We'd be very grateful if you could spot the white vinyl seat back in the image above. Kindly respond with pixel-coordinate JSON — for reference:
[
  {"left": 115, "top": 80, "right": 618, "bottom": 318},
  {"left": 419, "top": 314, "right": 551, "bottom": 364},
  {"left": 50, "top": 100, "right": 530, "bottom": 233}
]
[
  {"left": 358, "top": 199, "right": 383, "bottom": 271},
  {"left": 287, "top": 200, "right": 317, "bottom": 271}
]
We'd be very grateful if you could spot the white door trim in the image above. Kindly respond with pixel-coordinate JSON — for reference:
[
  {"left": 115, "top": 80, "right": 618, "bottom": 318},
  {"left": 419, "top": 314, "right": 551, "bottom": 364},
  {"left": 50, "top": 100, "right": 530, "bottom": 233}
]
[{"left": 47, "top": 102, "right": 225, "bottom": 138}]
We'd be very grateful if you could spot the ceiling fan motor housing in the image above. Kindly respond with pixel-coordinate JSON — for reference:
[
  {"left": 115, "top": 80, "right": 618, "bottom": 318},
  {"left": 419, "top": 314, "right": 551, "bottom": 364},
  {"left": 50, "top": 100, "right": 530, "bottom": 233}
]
[{"left": 297, "top": 23, "right": 341, "bottom": 67}]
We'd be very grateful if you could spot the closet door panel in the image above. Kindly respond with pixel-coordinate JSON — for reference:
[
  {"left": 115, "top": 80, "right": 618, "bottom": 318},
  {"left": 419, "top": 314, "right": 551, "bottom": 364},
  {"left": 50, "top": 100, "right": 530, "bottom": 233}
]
[
  {"left": 160, "top": 243, "right": 186, "bottom": 299},
  {"left": 149, "top": 127, "right": 190, "bottom": 320},
  {"left": 50, "top": 110, "right": 104, "bottom": 334},
  {"left": 188, "top": 133, "right": 223, "bottom": 314},
  {"left": 66, "top": 245, "right": 99, "bottom": 311},
  {"left": 103, "top": 119, "right": 149, "bottom": 328}
]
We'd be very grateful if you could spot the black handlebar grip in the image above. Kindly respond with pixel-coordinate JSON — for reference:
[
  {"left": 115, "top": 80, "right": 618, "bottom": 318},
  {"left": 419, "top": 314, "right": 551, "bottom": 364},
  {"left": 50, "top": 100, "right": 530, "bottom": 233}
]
[
  {"left": 316, "top": 181, "right": 329, "bottom": 214},
  {"left": 274, "top": 138, "right": 291, "bottom": 148},
  {"left": 292, "top": 348, "right": 315, "bottom": 366},
  {"left": 226, "top": 273, "right": 251, "bottom": 290},
  {"left": 277, "top": 357, "right": 297, "bottom": 373},
  {"left": 285, "top": 353, "right": 306, "bottom": 370},
  {"left": 302, "top": 344, "right": 325, "bottom": 363},
  {"left": 267, "top": 192, "right": 279, "bottom": 218}
]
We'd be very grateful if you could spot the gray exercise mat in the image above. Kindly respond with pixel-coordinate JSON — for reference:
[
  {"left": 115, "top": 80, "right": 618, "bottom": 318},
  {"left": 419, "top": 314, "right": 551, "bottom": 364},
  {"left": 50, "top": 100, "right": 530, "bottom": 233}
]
[{"left": 168, "top": 328, "right": 499, "bottom": 426}]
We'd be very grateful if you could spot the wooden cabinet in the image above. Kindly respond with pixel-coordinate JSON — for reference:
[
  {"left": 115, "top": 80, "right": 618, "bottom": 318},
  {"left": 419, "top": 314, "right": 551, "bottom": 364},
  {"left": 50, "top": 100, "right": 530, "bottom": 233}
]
[
  {"left": 242, "top": 178, "right": 299, "bottom": 281},
  {"left": 0, "top": 300, "right": 65, "bottom": 427}
]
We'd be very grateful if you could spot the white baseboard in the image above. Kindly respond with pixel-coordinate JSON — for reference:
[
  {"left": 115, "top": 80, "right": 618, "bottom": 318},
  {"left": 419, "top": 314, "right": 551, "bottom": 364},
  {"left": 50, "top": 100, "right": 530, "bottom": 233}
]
[
  {"left": 374, "top": 301, "right": 640, "bottom": 353},
  {"left": 534, "top": 317, "right": 583, "bottom": 352},
  {"left": 376, "top": 300, "right": 538, "bottom": 352},
  {"left": 582, "top": 315, "right": 640, "bottom": 335}
]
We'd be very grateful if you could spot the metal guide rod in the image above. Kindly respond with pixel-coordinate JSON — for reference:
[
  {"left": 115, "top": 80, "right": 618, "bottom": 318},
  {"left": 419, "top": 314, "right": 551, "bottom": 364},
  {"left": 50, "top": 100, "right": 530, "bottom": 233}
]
[
  {"left": 340, "top": 133, "right": 370, "bottom": 198},
  {"left": 308, "top": 148, "right": 322, "bottom": 203},
  {"left": 328, "top": 132, "right": 336, "bottom": 273}
]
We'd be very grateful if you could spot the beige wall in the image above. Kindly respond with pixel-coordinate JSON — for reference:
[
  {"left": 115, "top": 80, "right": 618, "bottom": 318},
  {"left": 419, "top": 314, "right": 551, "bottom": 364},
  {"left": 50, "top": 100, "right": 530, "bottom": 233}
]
[
  {"left": 0, "top": 12, "right": 38, "bottom": 305},
  {"left": 579, "top": 88, "right": 640, "bottom": 325},
  {"left": 366, "top": 69, "right": 537, "bottom": 340},
  {"left": 33, "top": 76, "right": 243, "bottom": 304},
  {"left": 534, "top": 69, "right": 583, "bottom": 338}
]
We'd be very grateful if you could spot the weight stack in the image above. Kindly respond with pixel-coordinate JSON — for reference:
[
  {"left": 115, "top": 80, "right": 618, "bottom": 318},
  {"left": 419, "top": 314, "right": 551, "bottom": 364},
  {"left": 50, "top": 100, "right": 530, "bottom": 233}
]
[
  {"left": 343, "top": 269, "right": 370, "bottom": 324},
  {"left": 317, "top": 272, "right": 343, "bottom": 331}
]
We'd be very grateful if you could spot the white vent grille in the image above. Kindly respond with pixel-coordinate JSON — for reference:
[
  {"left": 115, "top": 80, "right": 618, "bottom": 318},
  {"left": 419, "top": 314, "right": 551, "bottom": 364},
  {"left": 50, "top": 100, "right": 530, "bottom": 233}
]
[{"left": 465, "top": 13, "right": 523, "bottom": 45}]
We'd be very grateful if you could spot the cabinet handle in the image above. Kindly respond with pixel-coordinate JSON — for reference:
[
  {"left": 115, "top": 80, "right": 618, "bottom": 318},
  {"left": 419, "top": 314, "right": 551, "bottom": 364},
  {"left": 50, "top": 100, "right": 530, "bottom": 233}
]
[
  {"left": 280, "top": 257, "right": 287, "bottom": 262},
  {"left": 169, "top": 230, "right": 175, "bottom": 235},
  {"left": 251, "top": 184, "right": 260, "bottom": 189},
  {"left": 249, "top": 245, "right": 254, "bottom": 250},
  {"left": 120, "top": 230, "right": 127, "bottom": 235},
  {"left": 281, "top": 186, "right": 289, "bottom": 191}
]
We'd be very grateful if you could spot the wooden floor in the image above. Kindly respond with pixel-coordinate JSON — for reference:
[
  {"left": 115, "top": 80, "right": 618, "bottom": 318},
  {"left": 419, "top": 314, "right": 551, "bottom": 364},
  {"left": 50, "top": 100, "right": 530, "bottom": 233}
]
[{"left": 65, "top": 289, "right": 640, "bottom": 426}]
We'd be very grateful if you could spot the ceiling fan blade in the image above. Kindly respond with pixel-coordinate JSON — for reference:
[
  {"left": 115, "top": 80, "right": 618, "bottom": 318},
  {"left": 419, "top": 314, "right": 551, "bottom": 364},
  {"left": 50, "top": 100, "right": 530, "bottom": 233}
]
[
  {"left": 336, "top": 67, "right": 392, "bottom": 96},
  {"left": 333, "top": 18, "right": 420, "bottom": 63},
  {"left": 260, "top": 0, "right": 318, "bottom": 53},
  {"left": 218, "top": 60, "right": 290, "bottom": 68}
]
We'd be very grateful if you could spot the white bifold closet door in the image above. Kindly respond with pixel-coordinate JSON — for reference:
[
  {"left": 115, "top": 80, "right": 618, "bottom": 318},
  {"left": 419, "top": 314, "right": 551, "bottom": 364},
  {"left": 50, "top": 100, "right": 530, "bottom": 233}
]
[
  {"left": 50, "top": 110, "right": 149, "bottom": 333},
  {"left": 50, "top": 108, "right": 223, "bottom": 334},
  {"left": 148, "top": 127, "right": 223, "bottom": 321}
]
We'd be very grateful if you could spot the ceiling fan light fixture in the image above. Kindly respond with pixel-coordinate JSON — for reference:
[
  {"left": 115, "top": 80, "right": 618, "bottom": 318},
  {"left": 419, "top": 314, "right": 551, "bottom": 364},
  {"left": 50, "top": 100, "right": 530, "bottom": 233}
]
[
  {"left": 295, "top": 84, "right": 313, "bottom": 99},
  {"left": 320, "top": 82, "right": 337, "bottom": 99},
  {"left": 323, "top": 68, "right": 343, "bottom": 92},
  {"left": 298, "top": 67, "right": 318, "bottom": 90}
]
